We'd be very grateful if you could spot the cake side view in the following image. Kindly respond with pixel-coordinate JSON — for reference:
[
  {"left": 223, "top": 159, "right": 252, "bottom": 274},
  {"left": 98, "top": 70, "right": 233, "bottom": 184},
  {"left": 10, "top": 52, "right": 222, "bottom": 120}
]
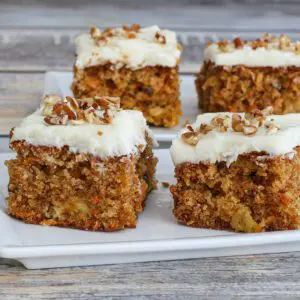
[
  {"left": 170, "top": 108, "right": 300, "bottom": 232},
  {"left": 71, "top": 24, "right": 182, "bottom": 128},
  {"left": 196, "top": 34, "right": 300, "bottom": 114},
  {"left": 6, "top": 95, "right": 157, "bottom": 231}
]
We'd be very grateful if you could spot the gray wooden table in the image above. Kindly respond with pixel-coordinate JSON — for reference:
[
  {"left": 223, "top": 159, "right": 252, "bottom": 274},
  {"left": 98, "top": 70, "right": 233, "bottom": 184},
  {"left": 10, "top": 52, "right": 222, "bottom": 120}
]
[{"left": 1, "top": 1, "right": 300, "bottom": 298}]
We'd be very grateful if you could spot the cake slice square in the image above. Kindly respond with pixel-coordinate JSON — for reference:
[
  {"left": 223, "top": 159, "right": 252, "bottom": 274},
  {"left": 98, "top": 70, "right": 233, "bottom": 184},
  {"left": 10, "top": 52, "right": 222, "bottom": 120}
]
[
  {"left": 6, "top": 95, "right": 157, "bottom": 231},
  {"left": 71, "top": 24, "right": 182, "bottom": 128},
  {"left": 196, "top": 34, "right": 300, "bottom": 114},
  {"left": 170, "top": 108, "right": 300, "bottom": 232}
]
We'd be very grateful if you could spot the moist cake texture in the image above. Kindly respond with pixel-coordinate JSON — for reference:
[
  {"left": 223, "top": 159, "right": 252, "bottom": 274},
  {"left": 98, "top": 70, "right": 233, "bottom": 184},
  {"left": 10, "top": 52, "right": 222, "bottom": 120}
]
[
  {"left": 6, "top": 95, "right": 157, "bottom": 231},
  {"left": 170, "top": 108, "right": 300, "bottom": 232},
  {"left": 196, "top": 34, "right": 300, "bottom": 114},
  {"left": 71, "top": 24, "right": 182, "bottom": 128}
]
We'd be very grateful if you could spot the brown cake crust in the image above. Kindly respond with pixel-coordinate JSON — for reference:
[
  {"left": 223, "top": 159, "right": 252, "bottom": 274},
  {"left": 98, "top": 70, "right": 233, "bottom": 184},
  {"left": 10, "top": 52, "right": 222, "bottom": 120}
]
[
  {"left": 6, "top": 137, "right": 157, "bottom": 231},
  {"left": 171, "top": 148, "right": 300, "bottom": 232},
  {"left": 72, "top": 64, "right": 181, "bottom": 128},
  {"left": 196, "top": 61, "right": 300, "bottom": 114}
]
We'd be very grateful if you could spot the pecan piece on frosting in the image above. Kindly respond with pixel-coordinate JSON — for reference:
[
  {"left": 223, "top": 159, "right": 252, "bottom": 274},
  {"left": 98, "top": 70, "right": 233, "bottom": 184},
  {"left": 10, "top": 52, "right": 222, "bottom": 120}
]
[
  {"left": 44, "top": 115, "right": 68, "bottom": 126},
  {"left": 90, "top": 26, "right": 102, "bottom": 39},
  {"left": 42, "top": 95, "right": 120, "bottom": 126},
  {"left": 242, "top": 125, "right": 257, "bottom": 136},
  {"left": 155, "top": 32, "right": 166, "bottom": 44},
  {"left": 232, "top": 114, "right": 244, "bottom": 132},
  {"left": 181, "top": 131, "right": 200, "bottom": 146},
  {"left": 233, "top": 37, "right": 243, "bottom": 49}
]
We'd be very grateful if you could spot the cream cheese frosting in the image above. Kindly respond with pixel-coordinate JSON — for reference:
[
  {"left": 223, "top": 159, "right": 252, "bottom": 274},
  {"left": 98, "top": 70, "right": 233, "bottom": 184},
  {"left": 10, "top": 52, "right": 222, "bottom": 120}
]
[
  {"left": 75, "top": 25, "right": 181, "bottom": 70},
  {"left": 205, "top": 44, "right": 300, "bottom": 67},
  {"left": 171, "top": 113, "right": 300, "bottom": 166},
  {"left": 11, "top": 107, "right": 153, "bottom": 159},
  {"left": 204, "top": 35, "right": 300, "bottom": 67}
]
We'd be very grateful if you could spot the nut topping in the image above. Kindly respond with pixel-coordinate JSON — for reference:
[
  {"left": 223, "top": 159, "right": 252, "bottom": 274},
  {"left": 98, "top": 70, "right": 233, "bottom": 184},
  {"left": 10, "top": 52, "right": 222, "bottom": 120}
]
[
  {"left": 90, "top": 24, "right": 142, "bottom": 45},
  {"left": 215, "top": 34, "right": 300, "bottom": 54},
  {"left": 232, "top": 114, "right": 244, "bottom": 132},
  {"left": 155, "top": 32, "right": 166, "bottom": 44},
  {"left": 242, "top": 125, "right": 257, "bottom": 136},
  {"left": 181, "top": 107, "right": 280, "bottom": 146},
  {"left": 42, "top": 95, "right": 120, "bottom": 126},
  {"left": 233, "top": 37, "right": 243, "bottom": 49},
  {"left": 181, "top": 131, "right": 200, "bottom": 146}
]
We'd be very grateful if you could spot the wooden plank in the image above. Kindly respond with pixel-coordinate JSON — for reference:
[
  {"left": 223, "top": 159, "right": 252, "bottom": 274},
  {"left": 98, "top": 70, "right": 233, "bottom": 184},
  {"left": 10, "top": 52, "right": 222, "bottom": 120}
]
[
  {"left": 0, "top": 138, "right": 10, "bottom": 152},
  {"left": 1, "top": 253, "right": 300, "bottom": 299},
  {"left": 0, "top": 72, "right": 44, "bottom": 135},
  {"left": 1, "top": 0, "right": 300, "bottom": 30}
]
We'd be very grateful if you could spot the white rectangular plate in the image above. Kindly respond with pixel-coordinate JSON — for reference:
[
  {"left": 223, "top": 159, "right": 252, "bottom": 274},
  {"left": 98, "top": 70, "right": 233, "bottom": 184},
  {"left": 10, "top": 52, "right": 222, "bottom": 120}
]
[
  {"left": 1, "top": 151, "right": 300, "bottom": 269},
  {"left": 43, "top": 71, "right": 199, "bottom": 142}
]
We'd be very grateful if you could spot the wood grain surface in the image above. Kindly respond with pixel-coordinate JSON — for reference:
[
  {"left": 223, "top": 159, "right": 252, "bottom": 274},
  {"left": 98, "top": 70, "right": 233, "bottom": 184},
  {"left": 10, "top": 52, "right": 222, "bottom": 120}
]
[
  {"left": 1, "top": 253, "right": 300, "bottom": 299},
  {"left": 1, "top": 1, "right": 300, "bottom": 298}
]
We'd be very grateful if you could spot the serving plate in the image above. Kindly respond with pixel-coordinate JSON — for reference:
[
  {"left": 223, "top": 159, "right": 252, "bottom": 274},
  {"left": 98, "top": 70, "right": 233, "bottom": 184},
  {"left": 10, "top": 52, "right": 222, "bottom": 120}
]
[
  {"left": 43, "top": 71, "right": 199, "bottom": 142},
  {"left": 1, "top": 151, "right": 300, "bottom": 269}
]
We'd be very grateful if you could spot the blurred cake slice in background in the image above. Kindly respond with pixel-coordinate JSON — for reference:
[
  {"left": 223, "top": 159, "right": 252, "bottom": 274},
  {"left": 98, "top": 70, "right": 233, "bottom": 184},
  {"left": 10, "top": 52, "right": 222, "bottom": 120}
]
[
  {"left": 72, "top": 24, "right": 182, "bottom": 128},
  {"left": 196, "top": 34, "right": 300, "bottom": 114}
]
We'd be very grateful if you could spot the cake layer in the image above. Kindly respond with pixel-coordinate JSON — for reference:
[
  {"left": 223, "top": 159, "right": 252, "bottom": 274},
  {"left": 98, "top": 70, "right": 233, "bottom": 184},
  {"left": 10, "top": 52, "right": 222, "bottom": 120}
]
[
  {"left": 196, "top": 61, "right": 300, "bottom": 114},
  {"left": 171, "top": 148, "right": 300, "bottom": 232},
  {"left": 71, "top": 64, "right": 181, "bottom": 128},
  {"left": 7, "top": 137, "right": 157, "bottom": 231},
  {"left": 205, "top": 34, "right": 300, "bottom": 67},
  {"left": 75, "top": 25, "right": 181, "bottom": 70},
  {"left": 11, "top": 95, "right": 154, "bottom": 159},
  {"left": 171, "top": 112, "right": 300, "bottom": 166}
]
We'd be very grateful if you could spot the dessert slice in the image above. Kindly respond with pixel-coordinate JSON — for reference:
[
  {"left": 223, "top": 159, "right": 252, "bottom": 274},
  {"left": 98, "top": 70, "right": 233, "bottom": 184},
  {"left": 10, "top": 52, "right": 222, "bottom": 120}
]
[
  {"left": 170, "top": 108, "right": 300, "bottom": 232},
  {"left": 6, "top": 95, "right": 157, "bottom": 231},
  {"left": 71, "top": 24, "right": 182, "bottom": 128},
  {"left": 196, "top": 34, "right": 300, "bottom": 114}
]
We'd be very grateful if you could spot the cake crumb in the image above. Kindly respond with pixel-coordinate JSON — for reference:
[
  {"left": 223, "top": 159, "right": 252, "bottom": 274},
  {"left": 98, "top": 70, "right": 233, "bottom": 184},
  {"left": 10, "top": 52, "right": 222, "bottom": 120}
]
[{"left": 161, "top": 182, "right": 170, "bottom": 188}]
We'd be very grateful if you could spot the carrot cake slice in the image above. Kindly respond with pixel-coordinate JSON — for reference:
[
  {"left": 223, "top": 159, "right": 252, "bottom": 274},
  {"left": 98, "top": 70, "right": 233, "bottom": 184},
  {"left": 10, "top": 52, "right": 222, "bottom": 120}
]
[
  {"left": 196, "top": 34, "right": 300, "bottom": 114},
  {"left": 71, "top": 24, "right": 182, "bottom": 128},
  {"left": 6, "top": 95, "right": 157, "bottom": 231},
  {"left": 170, "top": 107, "right": 300, "bottom": 232}
]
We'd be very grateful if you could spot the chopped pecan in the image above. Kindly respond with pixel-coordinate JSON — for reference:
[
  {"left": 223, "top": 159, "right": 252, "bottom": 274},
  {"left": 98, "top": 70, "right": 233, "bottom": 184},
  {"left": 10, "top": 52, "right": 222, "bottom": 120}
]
[
  {"left": 66, "top": 96, "right": 79, "bottom": 110},
  {"left": 182, "top": 131, "right": 200, "bottom": 145},
  {"left": 211, "top": 115, "right": 230, "bottom": 132},
  {"left": 233, "top": 37, "right": 243, "bottom": 49},
  {"left": 155, "top": 32, "right": 166, "bottom": 44},
  {"left": 199, "top": 123, "right": 213, "bottom": 134},
  {"left": 90, "top": 26, "right": 101, "bottom": 38},
  {"left": 44, "top": 115, "right": 68, "bottom": 125},
  {"left": 42, "top": 95, "right": 120, "bottom": 126},
  {"left": 295, "top": 42, "right": 300, "bottom": 54},
  {"left": 232, "top": 114, "right": 244, "bottom": 132},
  {"left": 279, "top": 34, "right": 292, "bottom": 51},
  {"left": 242, "top": 125, "right": 257, "bottom": 136},
  {"left": 123, "top": 24, "right": 140, "bottom": 32},
  {"left": 217, "top": 40, "right": 230, "bottom": 52}
]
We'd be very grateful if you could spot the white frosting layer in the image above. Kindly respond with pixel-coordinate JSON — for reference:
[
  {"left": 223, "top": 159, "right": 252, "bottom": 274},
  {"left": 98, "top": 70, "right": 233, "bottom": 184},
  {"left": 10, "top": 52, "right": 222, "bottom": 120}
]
[
  {"left": 75, "top": 25, "right": 181, "bottom": 70},
  {"left": 171, "top": 113, "right": 300, "bottom": 166},
  {"left": 205, "top": 43, "right": 300, "bottom": 67},
  {"left": 11, "top": 108, "right": 153, "bottom": 159}
]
